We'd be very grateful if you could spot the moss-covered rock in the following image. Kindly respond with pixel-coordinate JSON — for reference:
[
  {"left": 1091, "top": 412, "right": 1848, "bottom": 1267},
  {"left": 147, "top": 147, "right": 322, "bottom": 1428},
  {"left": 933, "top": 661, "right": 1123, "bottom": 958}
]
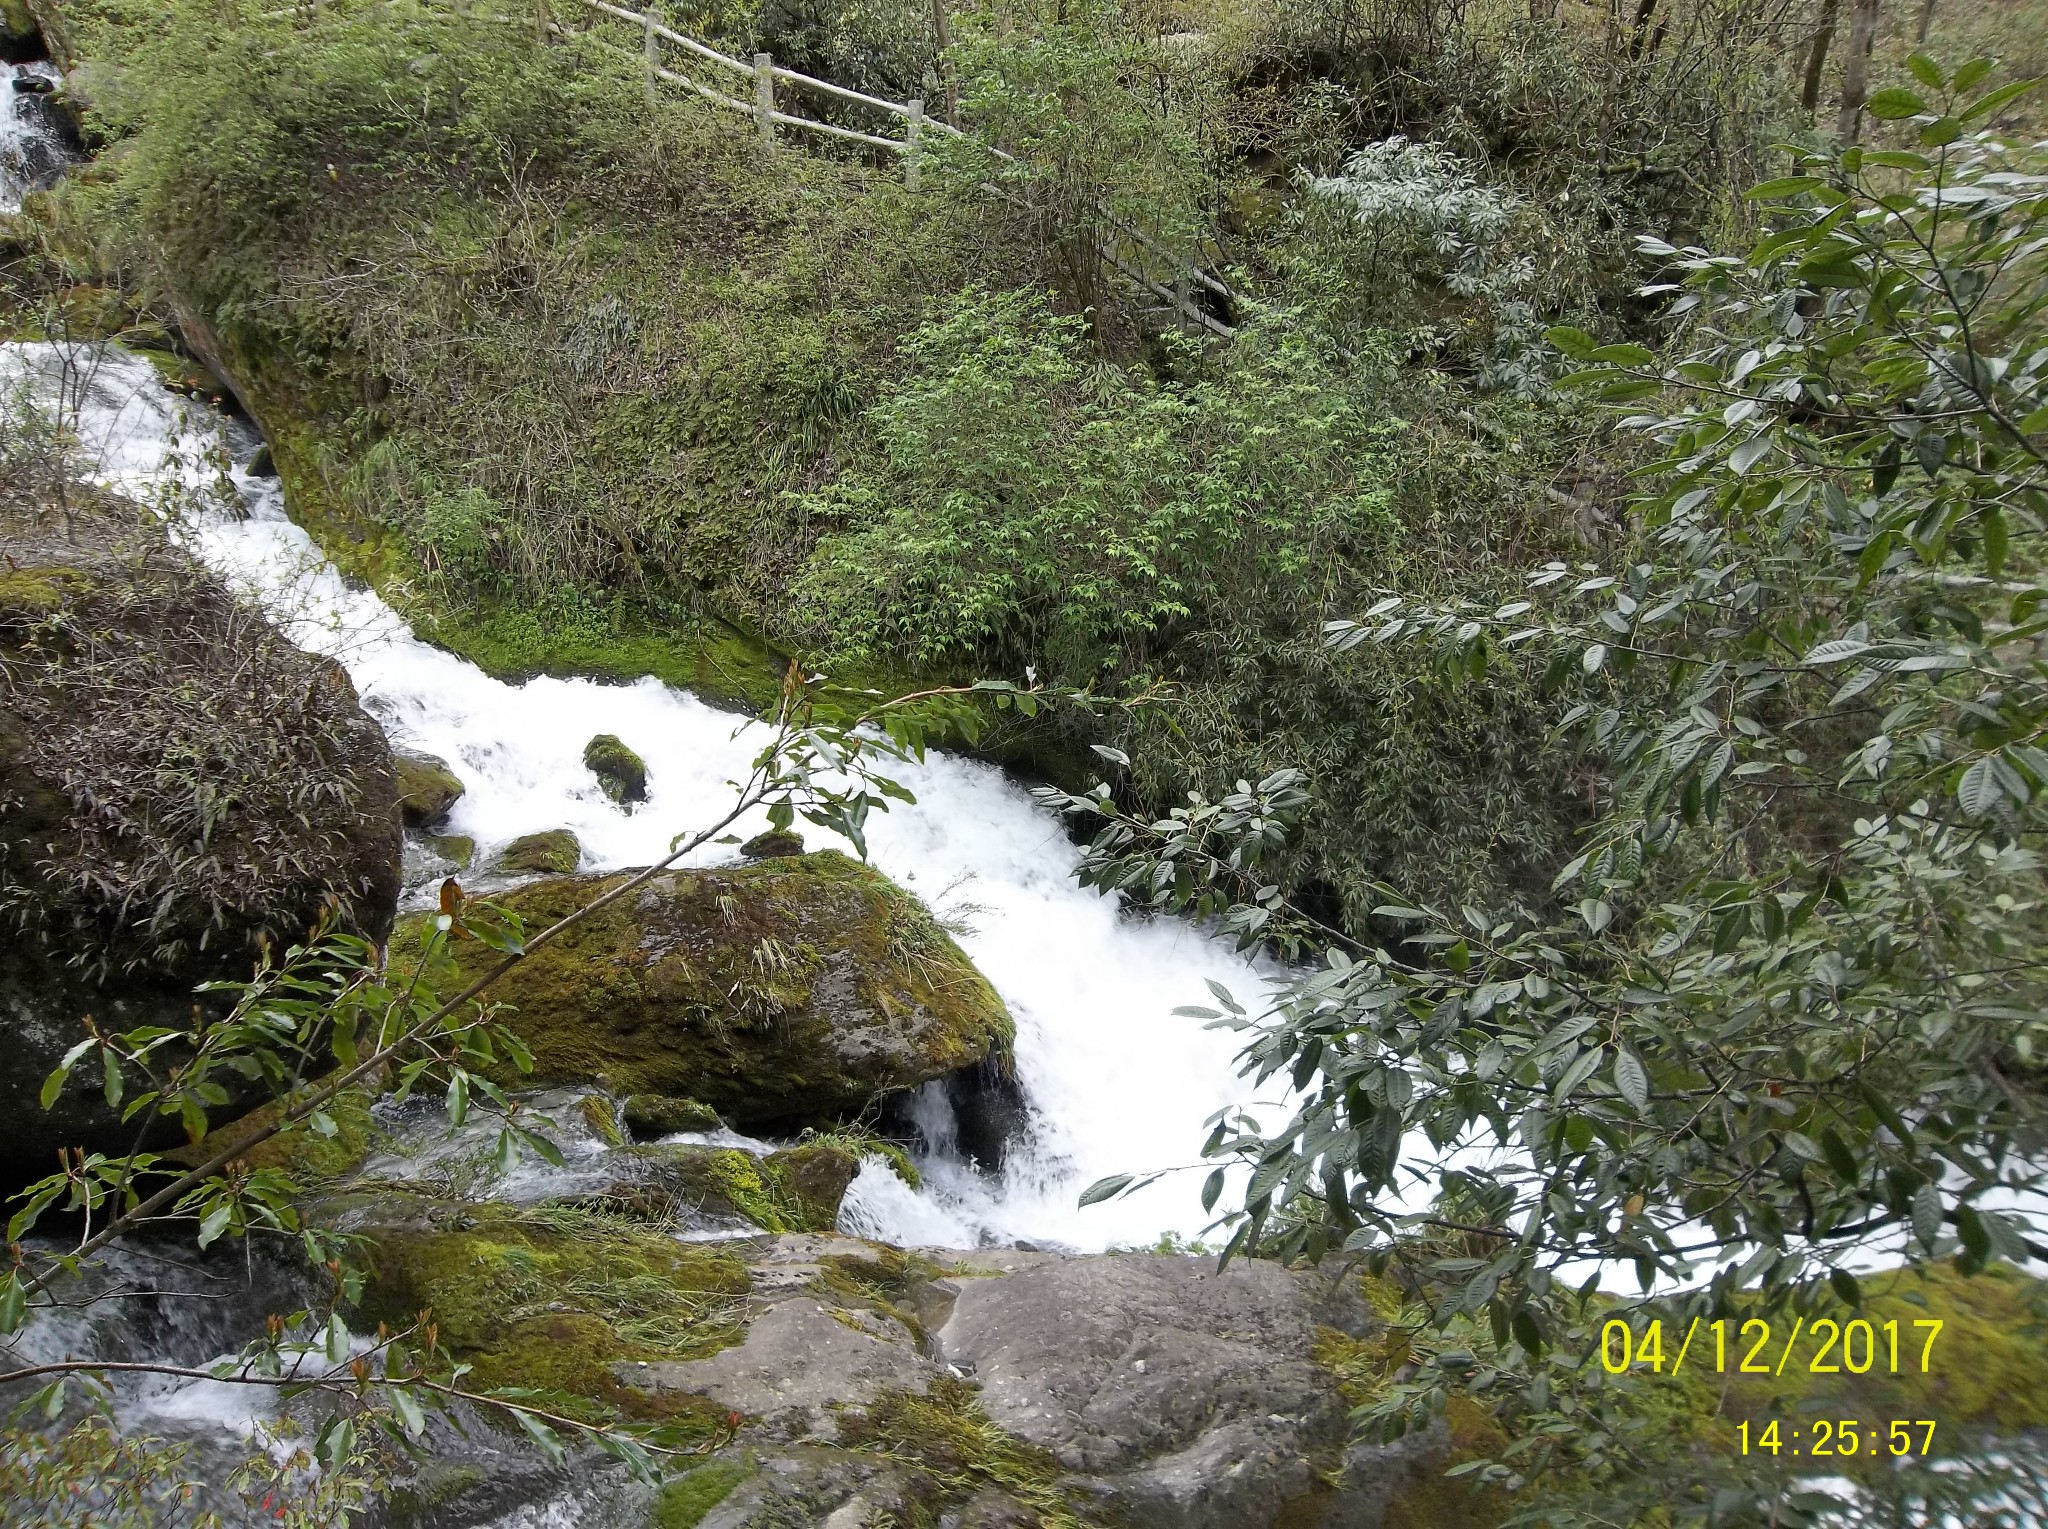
[
  {"left": 496, "top": 828, "right": 581, "bottom": 876},
  {"left": 651, "top": 1143, "right": 856, "bottom": 1233},
  {"left": 394, "top": 749, "right": 464, "bottom": 828},
  {"left": 412, "top": 852, "right": 1012, "bottom": 1125},
  {"left": 0, "top": 474, "right": 400, "bottom": 1182},
  {"left": 165, "top": 1082, "right": 378, "bottom": 1187},
  {"left": 649, "top": 1459, "right": 756, "bottom": 1528},
  {"left": 424, "top": 832, "right": 475, "bottom": 871},
  {"left": 623, "top": 1093, "right": 722, "bottom": 1138},
  {"left": 352, "top": 1208, "right": 751, "bottom": 1425},
  {"left": 739, "top": 829, "right": 804, "bottom": 859},
  {"left": 583, "top": 733, "right": 647, "bottom": 807}
]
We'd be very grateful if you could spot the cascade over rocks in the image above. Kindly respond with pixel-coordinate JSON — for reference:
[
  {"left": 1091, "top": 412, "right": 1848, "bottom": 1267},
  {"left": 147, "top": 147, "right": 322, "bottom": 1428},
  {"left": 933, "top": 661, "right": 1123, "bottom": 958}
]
[
  {"left": 412, "top": 851, "right": 1015, "bottom": 1126},
  {"left": 0, "top": 475, "right": 401, "bottom": 1180}
]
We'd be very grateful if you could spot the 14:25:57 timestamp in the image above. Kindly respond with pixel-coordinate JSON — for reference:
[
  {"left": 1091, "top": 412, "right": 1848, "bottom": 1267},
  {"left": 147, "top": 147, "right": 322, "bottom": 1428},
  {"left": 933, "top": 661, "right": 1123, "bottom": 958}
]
[{"left": 1739, "top": 1419, "right": 1936, "bottom": 1457}]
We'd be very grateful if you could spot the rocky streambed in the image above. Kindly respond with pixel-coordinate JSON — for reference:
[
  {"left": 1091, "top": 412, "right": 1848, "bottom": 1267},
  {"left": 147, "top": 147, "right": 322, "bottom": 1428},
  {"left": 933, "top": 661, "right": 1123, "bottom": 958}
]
[{"left": 0, "top": 333, "right": 1480, "bottom": 1527}]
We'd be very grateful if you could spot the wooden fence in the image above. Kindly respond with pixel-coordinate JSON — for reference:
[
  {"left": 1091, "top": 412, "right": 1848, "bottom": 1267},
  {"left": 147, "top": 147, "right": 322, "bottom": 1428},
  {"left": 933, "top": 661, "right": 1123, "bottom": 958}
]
[{"left": 258, "top": 0, "right": 1240, "bottom": 336}]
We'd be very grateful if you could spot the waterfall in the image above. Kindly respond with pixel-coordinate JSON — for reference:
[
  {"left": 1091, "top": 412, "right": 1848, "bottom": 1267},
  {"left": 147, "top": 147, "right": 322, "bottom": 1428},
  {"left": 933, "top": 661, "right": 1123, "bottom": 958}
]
[
  {"left": 0, "top": 339, "right": 1285, "bottom": 1254},
  {"left": 0, "top": 61, "right": 74, "bottom": 213}
]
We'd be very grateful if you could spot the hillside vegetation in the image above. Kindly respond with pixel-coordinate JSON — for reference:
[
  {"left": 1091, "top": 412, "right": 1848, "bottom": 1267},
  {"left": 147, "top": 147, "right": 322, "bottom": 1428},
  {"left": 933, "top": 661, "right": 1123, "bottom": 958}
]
[{"left": 3, "top": 0, "right": 2046, "bottom": 1520}]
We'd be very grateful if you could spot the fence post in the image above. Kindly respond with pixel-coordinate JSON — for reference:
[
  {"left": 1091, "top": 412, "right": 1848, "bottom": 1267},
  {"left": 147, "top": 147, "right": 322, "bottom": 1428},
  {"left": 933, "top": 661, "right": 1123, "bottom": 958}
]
[
  {"left": 753, "top": 52, "right": 775, "bottom": 148},
  {"left": 904, "top": 98, "right": 923, "bottom": 191},
  {"left": 643, "top": 7, "right": 661, "bottom": 107}
]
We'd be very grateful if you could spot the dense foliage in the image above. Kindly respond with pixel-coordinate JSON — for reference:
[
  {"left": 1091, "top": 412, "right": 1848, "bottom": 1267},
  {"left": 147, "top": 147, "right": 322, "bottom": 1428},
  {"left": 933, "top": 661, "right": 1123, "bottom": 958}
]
[
  {"left": 1066, "top": 60, "right": 2048, "bottom": 1523},
  {"left": 7, "top": 0, "right": 2048, "bottom": 1520}
]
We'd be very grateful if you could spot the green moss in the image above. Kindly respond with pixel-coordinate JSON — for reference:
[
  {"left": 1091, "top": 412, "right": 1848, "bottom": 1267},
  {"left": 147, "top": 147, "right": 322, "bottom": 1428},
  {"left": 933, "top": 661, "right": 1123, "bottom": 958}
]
[
  {"left": 622, "top": 1093, "right": 722, "bottom": 1137},
  {"left": 738, "top": 829, "right": 805, "bottom": 859},
  {"left": 1725, "top": 1262, "right": 2048, "bottom": 1439},
  {"left": 673, "top": 1146, "right": 800, "bottom": 1233},
  {"left": 649, "top": 1459, "right": 756, "bottom": 1529},
  {"left": 496, "top": 828, "right": 581, "bottom": 875},
  {"left": 428, "top": 599, "right": 790, "bottom": 718},
  {"left": 578, "top": 1091, "right": 625, "bottom": 1147},
  {"left": 425, "top": 832, "right": 475, "bottom": 870},
  {"left": 354, "top": 1207, "right": 750, "bottom": 1425},
  {"left": 762, "top": 1142, "right": 860, "bottom": 1229},
  {"left": 167, "top": 1083, "right": 377, "bottom": 1187},
  {"left": 0, "top": 565, "right": 90, "bottom": 619},
  {"left": 838, "top": 1375, "right": 1097, "bottom": 1527},
  {"left": 393, "top": 752, "right": 464, "bottom": 828},
  {"left": 796, "top": 1125, "right": 921, "bottom": 1190},
  {"left": 403, "top": 851, "right": 1012, "bottom": 1125},
  {"left": 583, "top": 733, "right": 648, "bottom": 807}
]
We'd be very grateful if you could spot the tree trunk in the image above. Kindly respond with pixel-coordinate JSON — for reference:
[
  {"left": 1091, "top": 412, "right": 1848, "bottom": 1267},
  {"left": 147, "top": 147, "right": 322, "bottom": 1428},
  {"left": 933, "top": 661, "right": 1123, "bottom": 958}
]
[
  {"left": 1837, "top": 0, "right": 1880, "bottom": 143},
  {"left": 1802, "top": 0, "right": 1839, "bottom": 111},
  {"left": 1915, "top": 0, "right": 1936, "bottom": 44},
  {"left": 1627, "top": 0, "right": 1658, "bottom": 54}
]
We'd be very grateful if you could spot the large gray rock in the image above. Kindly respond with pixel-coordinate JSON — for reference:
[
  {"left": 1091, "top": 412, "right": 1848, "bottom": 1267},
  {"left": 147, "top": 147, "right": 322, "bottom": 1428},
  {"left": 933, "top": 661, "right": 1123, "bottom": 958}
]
[{"left": 614, "top": 1240, "right": 1455, "bottom": 1529}]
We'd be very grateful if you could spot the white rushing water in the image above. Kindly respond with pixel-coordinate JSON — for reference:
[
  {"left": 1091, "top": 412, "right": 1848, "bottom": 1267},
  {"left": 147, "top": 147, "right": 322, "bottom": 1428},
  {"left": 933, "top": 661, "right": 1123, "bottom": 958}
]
[
  {"left": 0, "top": 339, "right": 1287, "bottom": 1252},
  {"left": 0, "top": 61, "right": 70, "bottom": 212}
]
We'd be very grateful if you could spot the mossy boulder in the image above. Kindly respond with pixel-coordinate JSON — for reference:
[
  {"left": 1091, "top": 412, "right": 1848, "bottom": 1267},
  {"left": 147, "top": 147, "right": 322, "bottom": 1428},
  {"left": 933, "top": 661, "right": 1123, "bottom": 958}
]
[
  {"left": 623, "top": 1093, "right": 722, "bottom": 1138},
  {"left": 424, "top": 832, "right": 475, "bottom": 871},
  {"left": 739, "top": 829, "right": 804, "bottom": 859},
  {"left": 393, "top": 749, "right": 464, "bottom": 828},
  {"left": 0, "top": 477, "right": 400, "bottom": 1183},
  {"left": 496, "top": 828, "right": 581, "bottom": 875},
  {"left": 583, "top": 732, "right": 647, "bottom": 807},
  {"left": 412, "top": 851, "right": 1012, "bottom": 1126}
]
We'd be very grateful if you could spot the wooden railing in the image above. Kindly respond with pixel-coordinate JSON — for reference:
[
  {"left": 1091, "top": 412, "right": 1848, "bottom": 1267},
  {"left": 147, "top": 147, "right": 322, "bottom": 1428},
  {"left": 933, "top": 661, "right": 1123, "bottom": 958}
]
[{"left": 258, "top": 0, "right": 1240, "bottom": 337}]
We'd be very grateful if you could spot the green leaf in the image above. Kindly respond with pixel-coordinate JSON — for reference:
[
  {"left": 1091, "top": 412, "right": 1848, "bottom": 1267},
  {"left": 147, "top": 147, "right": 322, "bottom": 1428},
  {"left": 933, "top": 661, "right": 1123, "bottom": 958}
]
[
  {"left": 1905, "top": 54, "right": 1943, "bottom": 88},
  {"left": 197, "top": 1200, "right": 233, "bottom": 1248},
  {"left": 1958, "top": 757, "right": 2003, "bottom": 818},
  {"left": 1200, "top": 1168, "right": 1225, "bottom": 1214},
  {"left": 1829, "top": 1267, "right": 1863, "bottom": 1307},
  {"left": 40, "top": 1039, "right": 95, "bottom": 1111},
  {"left": 101, "top": 1049, "right": 123, "bottom": 1109},
  {"left": 1956, "top": 1203, "right": 1992, "bottom": 1261},
  {"left": 1866, "top": 87, "right": 1928, "bottom": 120},
  {"left": 1613, "top": 1049, "right": 1651, "bottom": 1115},
  {"left": 1820, "top": 1127, "right": 1859, "bottom": 1185},
  {"left": 389, "top": 1385, "right": 428, "bottom": 1439},
  {"left": 325, "top": 1311, "right": 349, "bottom": 1365},
  {"left": 509, "top": 1406, "right": 566, "bottom": 1462},
  {"left": 1589, "top": 343, "right": 1656, "bottom": 366},
  {"left": 0, "top": 1273, "right": 25, "bottom": 1336},
  {"left": 1545, "top": 326, "right": 1596, "bottom": 358},
  {"left": 1959, "top": 79, "right": 2041, "bottom": 122},
  {"left": 1953, "top": 58, "right": 1993, "bottom": 91},
  {"left": 1078, "top": 1174, "right": 1134, "bottom": 1207},
  {"left": 1912, "top": 1183, "right": 1943, "bottom": 1249}
]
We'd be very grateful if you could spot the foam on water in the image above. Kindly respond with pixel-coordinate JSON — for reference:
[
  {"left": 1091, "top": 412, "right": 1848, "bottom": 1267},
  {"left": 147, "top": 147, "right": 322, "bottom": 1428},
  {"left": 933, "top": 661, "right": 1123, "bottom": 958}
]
[
  {"left": 0, "top": 339, "right": 1286, "bottom": 1251},
  {"left": 0, "top": 61, "right": 70, "bottom": 212}
]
